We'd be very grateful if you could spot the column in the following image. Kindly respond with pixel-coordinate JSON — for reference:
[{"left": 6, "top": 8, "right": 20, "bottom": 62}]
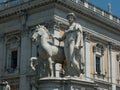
[
  {"left": 84, "top": 32, "right": 91, "bottom": 81},
  {"left": 19, "top": 31, "right": 31, "bottom": 90},
  {"left": 109, "top": 44, "right": 116, "bottom": 90}
]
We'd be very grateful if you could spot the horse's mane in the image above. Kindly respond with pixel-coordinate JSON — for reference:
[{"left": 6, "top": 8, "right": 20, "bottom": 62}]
[{"left": 36, "top": 25, "right": 51, "bottom": 36}]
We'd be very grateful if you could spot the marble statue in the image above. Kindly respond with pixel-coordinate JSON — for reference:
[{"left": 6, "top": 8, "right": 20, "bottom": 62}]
[
  {"left": 31, "top": 25, "right": 66, "bottom": 78},
  {"left": 1, "top": 81, "right": 11, "bottom": 90},
  {"left": 55, "top": 13, "right": 84, "bottom": 77}
]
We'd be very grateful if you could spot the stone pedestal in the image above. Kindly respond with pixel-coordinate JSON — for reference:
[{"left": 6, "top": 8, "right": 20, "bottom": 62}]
[{"left": 36, "top": 77, "right": 95, "bottom": 90}]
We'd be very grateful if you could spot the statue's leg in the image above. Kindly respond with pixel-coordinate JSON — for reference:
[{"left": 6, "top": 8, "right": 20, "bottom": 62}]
[
  {"left": 69, "top": 41, "right": 80, "bottom": 76},
  {"left": 48, "top": 57, "right": 54, "bottom": 77},
  {"left": 80, "top": 48, "right": 85, "bottom": 74}
]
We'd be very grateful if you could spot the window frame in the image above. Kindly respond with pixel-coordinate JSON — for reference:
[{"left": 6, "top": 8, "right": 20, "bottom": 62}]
[
  {"left": 93, "top": 43, "right": 105, "bottom": 79},
  {"left": 5, "top": 35, "right": 20, "bottom": 74}
]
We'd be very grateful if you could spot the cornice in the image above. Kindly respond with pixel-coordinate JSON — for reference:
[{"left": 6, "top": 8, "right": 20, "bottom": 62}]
[
  {"left": 0, "top": 0, "right": 120, "bottom": 32},
  {"left": 53, "top": 16, "right": 120, "bottom": 50},
  {"left": 94, "top": 79, "right": 110, "bottom": 86},
  {"left": 0, "top": 0, "right": 120, "bottom": 45},
  {"left": 83, "top": 27, "right": 120, "bottom": 46},
  {"left": 84, "top": 32, "right": 91, "bottom": 42},
  {"left": 0, "top": 0, "right": 56, "bottom": 18},
  {"left": 53, "top": 16, "right": 120, "bottom": 48},
  {"left": 55, "top": 0, "right": 120, "bottom": 32}
]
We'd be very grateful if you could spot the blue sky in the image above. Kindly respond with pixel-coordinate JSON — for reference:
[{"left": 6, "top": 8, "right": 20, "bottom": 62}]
[
  {"left": 0, "top": 0, "right": 119, "bottom": 18},
  {"left": 89, "top": 0, "right": 120, "bottom": 17}
]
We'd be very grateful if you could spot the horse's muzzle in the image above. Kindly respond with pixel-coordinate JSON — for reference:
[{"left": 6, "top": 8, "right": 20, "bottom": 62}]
[{"left": 31, "top": 37, "right": 36, "bottom": 42}]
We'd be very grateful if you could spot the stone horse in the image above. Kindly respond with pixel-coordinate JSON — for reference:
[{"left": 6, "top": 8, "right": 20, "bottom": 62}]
[{"left": 31, "top": 25, "right": 66, "bottom": 77}]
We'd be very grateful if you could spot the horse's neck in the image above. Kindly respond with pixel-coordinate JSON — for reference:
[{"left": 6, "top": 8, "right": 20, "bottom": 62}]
[{"left": 40, "top": 35, "right": 49, "bottom": 46}]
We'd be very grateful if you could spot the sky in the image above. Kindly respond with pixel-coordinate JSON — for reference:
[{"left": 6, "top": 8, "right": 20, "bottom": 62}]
[
  {"left": 89, "top": 0, "right": 120, "bottom": 18},
  {"left": 0, "top": 0, "right": 119, "bottom": 18}
]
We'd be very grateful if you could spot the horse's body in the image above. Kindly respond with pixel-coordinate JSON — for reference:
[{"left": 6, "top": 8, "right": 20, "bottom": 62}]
[{"left": 32, "top": 25, "right": 66, "bottom": 77}]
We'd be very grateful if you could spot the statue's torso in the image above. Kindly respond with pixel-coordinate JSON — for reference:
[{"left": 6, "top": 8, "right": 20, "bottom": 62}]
[{"left": 64, "top": 23, "right": 78, "bottom": 45}]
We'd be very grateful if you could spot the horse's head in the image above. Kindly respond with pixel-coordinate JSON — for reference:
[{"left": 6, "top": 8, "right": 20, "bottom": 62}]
[{"left": 32, "top": 25, "right": 50, "bottom": 42}]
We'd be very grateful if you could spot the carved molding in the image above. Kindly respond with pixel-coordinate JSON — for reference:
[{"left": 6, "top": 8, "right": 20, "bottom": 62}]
[
  {"left": 117, "top": 52, "right": 120, "bottom": 61},
  {"left": 4, "top": 34, "right": 21, "bottom": 74},
  {"left": 84, "top": 31, "right": 90, "bottom": 42},
  {"left": 108, "top": 42, "right": 117, "bottom": 52},
  {"left": 93, "top": 43, "right": 105, "bottom": 55},
  {"left": 6, "top": 35, "right": 20, "bottom": 48}
]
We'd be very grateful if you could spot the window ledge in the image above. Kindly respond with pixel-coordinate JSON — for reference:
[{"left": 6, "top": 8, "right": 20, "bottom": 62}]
[
  {"left": 94, "top": 72, "right": 105, "bottom": 80},
  {"left": 6, "top": 68, "right": 19, "bottom": 74}
]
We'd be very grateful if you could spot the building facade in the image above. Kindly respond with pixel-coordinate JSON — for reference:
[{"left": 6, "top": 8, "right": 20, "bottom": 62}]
[{"left": 0, "top": 0, "right": 120, "bottom": 90}]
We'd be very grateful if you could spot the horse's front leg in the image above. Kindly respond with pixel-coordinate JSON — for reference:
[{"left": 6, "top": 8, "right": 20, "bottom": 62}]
[{"left": 48, "top": 57, "right": 54, "bottom": 77}]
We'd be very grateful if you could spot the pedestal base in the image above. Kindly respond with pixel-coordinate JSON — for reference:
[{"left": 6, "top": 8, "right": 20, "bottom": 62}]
[{"left": 36, "top": 77, "right": 95, "bottom": 90}]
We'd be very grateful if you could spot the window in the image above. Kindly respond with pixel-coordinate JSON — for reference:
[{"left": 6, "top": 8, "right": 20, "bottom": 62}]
[
  {"left": 11, "top": 50, "right": 17, "bottom": 69},
  {"left": 5, "top": 35, "right": 20, "bottom": 74},
  {"left": 93, "top": 43, "right": 105, "bottom": 78},
  {"left": 96, "top": 55, "right": 101, "bottom": 74}
]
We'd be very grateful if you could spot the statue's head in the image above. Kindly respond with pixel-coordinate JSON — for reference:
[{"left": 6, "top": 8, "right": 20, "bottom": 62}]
[
  {"left": 66, "top": 13, "right": 76, "bottom": 24},
  {"left": 66, "top": 13, "right": 76, "bottom": 20}
]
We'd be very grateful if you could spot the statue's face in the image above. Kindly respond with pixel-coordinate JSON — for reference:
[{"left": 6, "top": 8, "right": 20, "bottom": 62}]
[{"left": 68, "top": 15, "right": 75, "bottom": 24}]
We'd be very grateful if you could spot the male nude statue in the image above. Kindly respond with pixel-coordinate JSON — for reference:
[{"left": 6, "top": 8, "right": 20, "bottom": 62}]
[{"left": 55, "top": 13, "right": 84, "bottom": 77}]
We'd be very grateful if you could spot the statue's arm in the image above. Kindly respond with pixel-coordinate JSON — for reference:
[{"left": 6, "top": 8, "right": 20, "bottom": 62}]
[
  {"left": 75, "top": 25, "right": 83, "bottom": 49},
  {"left": 54, "top": 33, "right": 66, "bottom": 41},
  {"left": 65, "top": 29, "right": 74, "bottom": 33},
  {"left": 75, "top": 30, "right": 81, "bottom": 47}
]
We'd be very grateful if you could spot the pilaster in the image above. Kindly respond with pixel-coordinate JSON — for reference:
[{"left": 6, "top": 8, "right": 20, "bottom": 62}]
[
  {"left": 19, "top": 75, "right": 30, "bottom": 90},
  {"left": 84, "top": 32, "right": 91, "bottom": 81},
  {"left": 19, "top": 30, "right": 31, "bottom": 90},
  {"left": 107, "top": 44, "right": 111, "bottom": 83},
  {"left": 109, "top": 43, "right": 116, "bottom": 90}
]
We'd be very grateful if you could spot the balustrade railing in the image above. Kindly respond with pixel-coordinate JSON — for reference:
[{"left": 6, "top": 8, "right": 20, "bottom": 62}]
[
  {"left": 0, "top": 0, "right": 119, "bottom": 24},
  {"left": 72, "top": 0, "right": 120, "bottom": 24}
]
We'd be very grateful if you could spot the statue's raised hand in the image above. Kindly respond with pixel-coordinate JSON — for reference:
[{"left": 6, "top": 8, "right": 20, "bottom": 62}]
[{"left": 53, "top": 36, "right": 62, "bottom": 41}]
